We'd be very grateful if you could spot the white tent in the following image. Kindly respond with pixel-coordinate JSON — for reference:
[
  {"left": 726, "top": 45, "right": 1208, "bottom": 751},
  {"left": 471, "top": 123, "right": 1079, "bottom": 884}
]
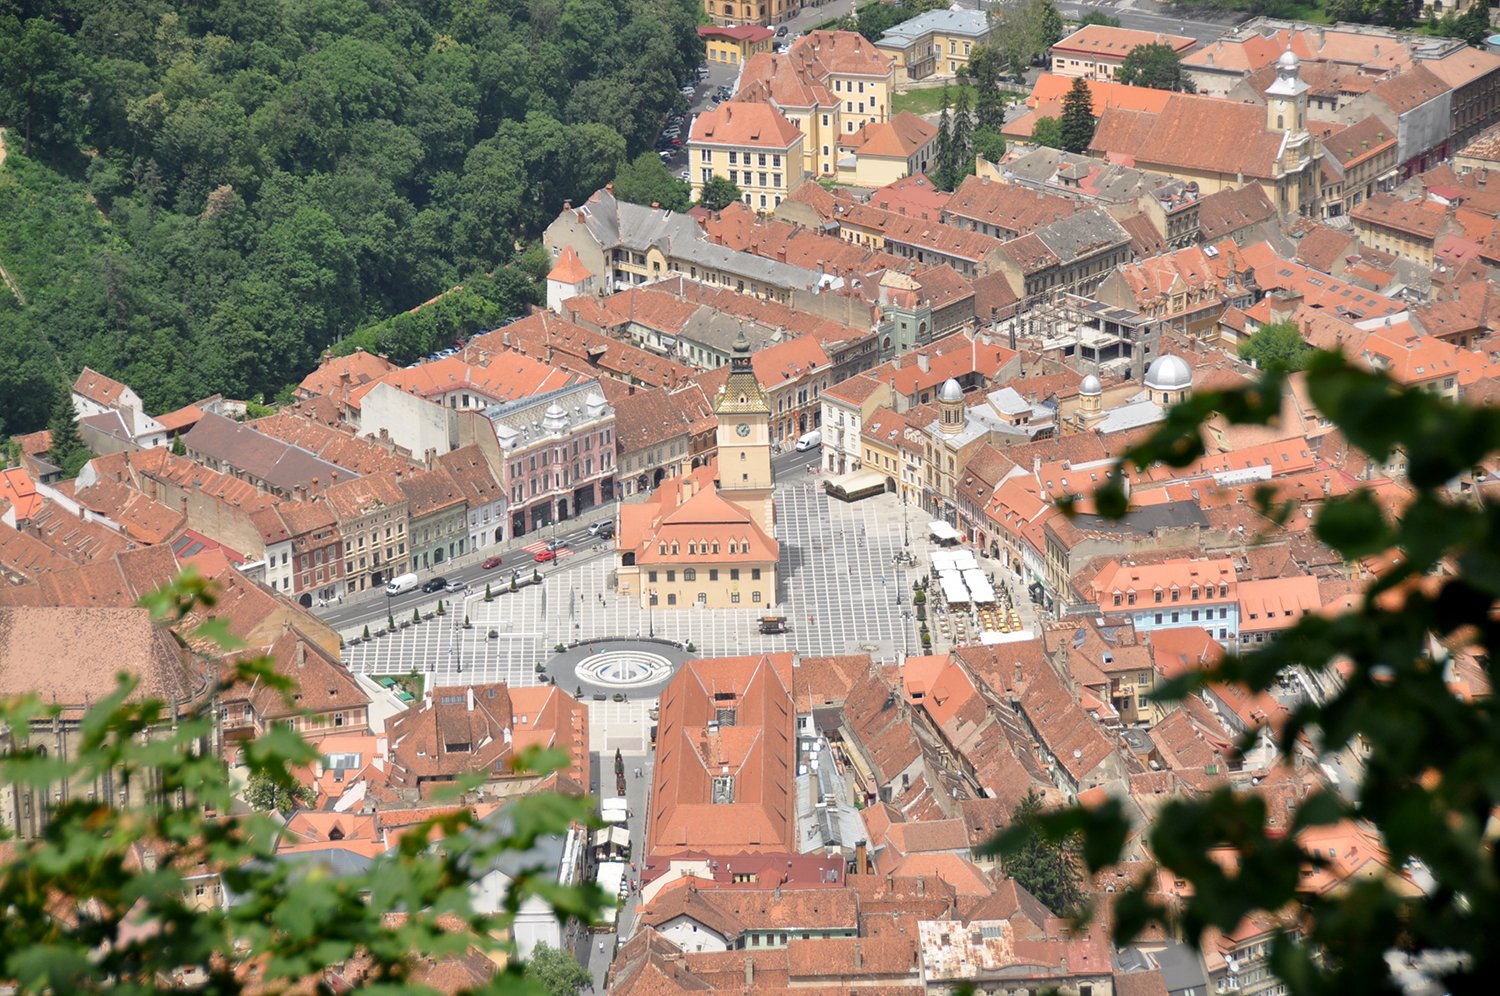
[
  {"left": 929, "top": 520, "right": 961, "bottom": 542},
  {"left": 951, "top": 549, "right": 979, "bottom": 571},
  {"left": 940, "top": 571, "right": 970, "bottom": 604},
  {"left": 931, "top": 550, "right": 957, "bottom": 572},
  {"left": 963, "top": 569, "right": 996, "bottom": 604}
]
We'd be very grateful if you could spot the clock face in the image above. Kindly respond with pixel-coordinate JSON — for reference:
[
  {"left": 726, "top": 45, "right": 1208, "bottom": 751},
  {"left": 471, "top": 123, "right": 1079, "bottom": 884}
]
[{"left": 736, "top": 422, "right": 751, "bottom": 437}]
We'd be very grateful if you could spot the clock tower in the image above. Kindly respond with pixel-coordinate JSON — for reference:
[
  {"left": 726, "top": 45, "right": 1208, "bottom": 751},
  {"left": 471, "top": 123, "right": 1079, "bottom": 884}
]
[{"left": 714, "top": 330, "right": 775, "bottom": 534}]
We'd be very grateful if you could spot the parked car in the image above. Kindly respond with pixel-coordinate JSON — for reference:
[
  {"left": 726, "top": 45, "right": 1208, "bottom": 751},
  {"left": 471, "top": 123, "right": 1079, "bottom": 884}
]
[
  {"left": 589, "top": 520, "right": 615, "bottom": 538},
  {"left": 776, "top": 25, "right": 787, "bottom": 37},
  {"left": 444, "top": 579, "right": 466, "bottom": 593},
  {"left": 422, "top": 577, "right": 448, "bottom": 593},
  {"left": 678, "top": 169, "right": 690, "bottom": 180},
  {"left": 482, "top": 556, "right": 503, "bottom": 569},
  {"left": 534, "top": 549, "right": 557, "bottom": 563}
]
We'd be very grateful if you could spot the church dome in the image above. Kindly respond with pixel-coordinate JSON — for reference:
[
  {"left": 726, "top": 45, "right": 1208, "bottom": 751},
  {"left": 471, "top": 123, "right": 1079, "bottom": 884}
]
[
  {"left": 1277, "top": 48, "right": 1300, "bottom": 72},
  {"left": 1144, "top": 354, "right": 1193, "bottom": 392},
  {"left": 1080, "top": 373, "right": 1102, "bottom": 396},
  {"left": 938, "top": 378, "right": 963, "bottom": 403}
]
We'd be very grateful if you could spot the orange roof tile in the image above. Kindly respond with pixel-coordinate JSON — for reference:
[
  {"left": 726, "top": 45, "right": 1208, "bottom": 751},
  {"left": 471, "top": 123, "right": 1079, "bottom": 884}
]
[
  {"left": 546, "top": 245, "right": 592, "bottom": 284},
  {"left": 691, "top": 101, "right": 802, "bottom": 149}
]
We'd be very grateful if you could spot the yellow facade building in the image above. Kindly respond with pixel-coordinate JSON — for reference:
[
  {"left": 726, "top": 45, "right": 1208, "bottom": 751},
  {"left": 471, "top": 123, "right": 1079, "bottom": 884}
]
[
  {"left": 700, "top": 24, "right": 776, "bottom": 66},
  {"left": 705, "top": 0, "right": 800, "bottom": 28},
  {"left": 615, "top": 332, "right": 780, "bottom": 610},
  {"left": 873, "top": 8, "right": 994, "bottom": 82},
  {"left": 736, "top": 30, "right": 895, "bottom": 178},
  {"left": 688, "top": 101, "right": 807, "bottom": 214}
]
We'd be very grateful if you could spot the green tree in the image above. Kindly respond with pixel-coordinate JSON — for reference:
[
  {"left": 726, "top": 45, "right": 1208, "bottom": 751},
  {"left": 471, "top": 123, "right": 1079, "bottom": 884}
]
[
  {"left": 973, "top": 126, "right": 1007, "bottom": 164},
  {"left": 1116, "top": 42, "right": 1197, "bottom": 92},
  {"left": 1000, "top": 790, "right": 1085, "bottom": 917},
  {"left": 46, "top": 392, "right": 90, "bottom": 479},
  {"left": 1059, "top": 76, "right": 1096, "bottom": 154},
  {"left": 935, "top": 88, "right": 954, "bottom": 189},
  {"left": 996, "top": 350, "right": 1500, "bottom": 992},
  {"left": 0, "top": 572, "right": 605, "bottom": 991},
  {"left": 0, "top": 16, "right": 85, "bottom": 153},
  {"left": 948, "top": 85, "right": 975, "bottom": 190},
  {"left": 1239, "top": 320, "right": 1312, "bottom": 374},
  {"left": 697, "top": 174, "right": 744, "bottom": 211},
  {"left": 525, "top": 941, "right": 594, "bottom": 996},
  {"left": 243, "top": 769, "right": 314, "bottom": 813},
  {"left": 1031, "top": 115, "right": 1063, "bottom": 150},
  {"left": 613, "top": 151, "right": 692, "bottom": 212},
  {"left": 967, "top": 44, "right": 1009, "bottom": 134},
  {"left": 1080, "top": 11, "right": 1123, "bottom": 27}
]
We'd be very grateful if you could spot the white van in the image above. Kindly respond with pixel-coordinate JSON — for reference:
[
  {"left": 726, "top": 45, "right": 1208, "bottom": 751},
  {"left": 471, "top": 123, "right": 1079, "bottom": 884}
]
[
  {"left": 795, "top": 429, "right": 821, "bottom": 452},
  {"left": 384, "top": 572, "right": 420, "bottom": 596}
]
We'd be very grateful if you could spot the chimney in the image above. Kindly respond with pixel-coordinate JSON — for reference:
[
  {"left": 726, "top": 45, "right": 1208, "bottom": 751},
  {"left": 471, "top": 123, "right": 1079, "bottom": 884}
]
[
  {"left": 917, "top": 876, "right": 925, "bottom": 897},
  {"left": 466, "top": 686, "right": 474, "bottom": 712},
  {"left": 916, "top": 352, "right": 929, "bottom": 373},
  {"left": 296, "top": 642, "right": 306, "bottom": 669}
]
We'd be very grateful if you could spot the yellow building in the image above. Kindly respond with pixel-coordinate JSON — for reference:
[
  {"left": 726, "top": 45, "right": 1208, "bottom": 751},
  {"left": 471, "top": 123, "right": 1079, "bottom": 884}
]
[
  {"left": 706, "top": 0, "right": 800, "bottom": 28},
  {"left": 736, "top": 30, "right": 895, "bottom": 178},
  {"left": 699, "top": 24, "right": 776, "bottom": 66},
  {"left": 689, "top": 101, "right": 806, "bottom": 214},
  {"left": 615, "top": 332, "right": 780, "bottom": 609},
  {"left": 873, "top": 8, "right": 994, "bottom": 82},
  {"left": 836, "top": 111, "right": 938, "bottom": 187}
]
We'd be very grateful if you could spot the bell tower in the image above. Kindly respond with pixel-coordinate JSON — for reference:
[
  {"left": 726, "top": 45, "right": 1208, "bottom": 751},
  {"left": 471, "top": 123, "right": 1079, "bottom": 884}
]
[
  {"left": 1266, "top": 49, "right": 1312, "bottom": 213},
  {"left": 713, "top": 331, "right": 775, "bottom": 533}
]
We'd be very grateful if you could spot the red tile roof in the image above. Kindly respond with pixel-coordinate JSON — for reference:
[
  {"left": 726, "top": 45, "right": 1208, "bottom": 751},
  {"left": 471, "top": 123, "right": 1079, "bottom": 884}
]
[
  {"left": 648, "top": 654, "right": 797, "bottom": 857},
  {"left": 691, "top": 101, "right": 802, "bottom": 150}
]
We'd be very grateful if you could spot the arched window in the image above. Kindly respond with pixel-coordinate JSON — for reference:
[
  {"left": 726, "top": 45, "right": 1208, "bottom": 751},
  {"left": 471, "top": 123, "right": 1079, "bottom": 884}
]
[{"left": 685, "top": 569, "right": 697, "bottom": 581}]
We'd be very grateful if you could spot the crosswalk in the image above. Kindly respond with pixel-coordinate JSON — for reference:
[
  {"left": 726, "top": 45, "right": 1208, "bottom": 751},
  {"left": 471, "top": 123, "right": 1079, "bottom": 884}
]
[{"left": 520, "top": 540, "right": 576, "bottom": 561}]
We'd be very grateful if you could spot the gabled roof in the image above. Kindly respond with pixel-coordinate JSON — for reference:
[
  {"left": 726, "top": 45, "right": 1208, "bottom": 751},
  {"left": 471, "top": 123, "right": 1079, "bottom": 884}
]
[
  {"left": 72, "top": 367, "right": 132, "bottom": 408},
  {"left": 546, "top": 245, "right": 592, "bottom": 284},
  {"left": 1051, "top": 24, "right": 1195, "bottom": 58},
  {"left": 648, "top": 654, "right": 797, "bottom": 857},
  {"left": 943, "top": 175, "right": 1080, "bottom": 234},
  {"left": 1091, "top": 94, "right": 1287, "bottom": 180},
  {"left": 840, "top": 111, "right": 937, "bottom": 159},
  {"left": 690, "top": 101, "right": 802, "bottom": 150}
]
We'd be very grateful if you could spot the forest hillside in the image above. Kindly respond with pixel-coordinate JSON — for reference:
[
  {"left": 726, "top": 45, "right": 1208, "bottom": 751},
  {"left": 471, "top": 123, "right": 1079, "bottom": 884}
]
[{"left": 0, "top": 0, "right": 703, "bottom": 435}]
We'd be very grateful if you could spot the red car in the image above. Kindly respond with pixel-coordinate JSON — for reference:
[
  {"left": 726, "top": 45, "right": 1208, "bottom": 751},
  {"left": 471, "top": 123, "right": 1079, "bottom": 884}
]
[
  {"left": 534, "top": 549, "right": 557, "bottom": 563},
  {"left": 482, "top": 556, "right": 503, "bottom": 569}
]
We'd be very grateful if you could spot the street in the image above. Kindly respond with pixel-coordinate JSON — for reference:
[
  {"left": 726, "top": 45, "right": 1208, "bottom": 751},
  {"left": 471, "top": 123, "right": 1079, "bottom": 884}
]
[{"left": 317, "top": 445, "right": 821, "bottom": 635}]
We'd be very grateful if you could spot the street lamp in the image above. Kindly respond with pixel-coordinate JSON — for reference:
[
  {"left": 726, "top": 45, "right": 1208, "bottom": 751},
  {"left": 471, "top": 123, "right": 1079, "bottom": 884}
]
[{"left": 647, "top": 589, "right": 656, "bottom": 639}]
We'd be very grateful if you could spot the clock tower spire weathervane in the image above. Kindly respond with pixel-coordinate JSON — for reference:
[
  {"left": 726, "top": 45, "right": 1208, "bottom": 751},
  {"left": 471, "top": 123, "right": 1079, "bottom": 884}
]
[{"left": 713, "top": 330, "right": 776, "bottom": 534}]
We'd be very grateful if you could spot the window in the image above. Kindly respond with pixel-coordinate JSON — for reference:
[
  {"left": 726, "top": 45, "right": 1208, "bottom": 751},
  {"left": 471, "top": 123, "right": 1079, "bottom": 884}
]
[
  {"left": 752, "top": 591, "right": 762, "bottom": 602},
  {"left": 667, "top": 593, "right": 677, "bottom": 605},
  {"left": 667, "top": 570, "right": 676, "bottom": 582},
  {"left": 752, "top": 568, "right": 762, "bottom": 580},
  {"left": 731, "top": 592, "right": 741, "bottom": 603},
  {"left": 684, "top": 569, "right": 697, "bottom": 581},
  {"left": 758, "top": 153, "right": 766, "bottom": 167},
  {"left": 710, "top": 569, "right": 719, "bottom": 580},
  {"left": 731, "top": 568, "right": 741, "bottom": 580}
]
